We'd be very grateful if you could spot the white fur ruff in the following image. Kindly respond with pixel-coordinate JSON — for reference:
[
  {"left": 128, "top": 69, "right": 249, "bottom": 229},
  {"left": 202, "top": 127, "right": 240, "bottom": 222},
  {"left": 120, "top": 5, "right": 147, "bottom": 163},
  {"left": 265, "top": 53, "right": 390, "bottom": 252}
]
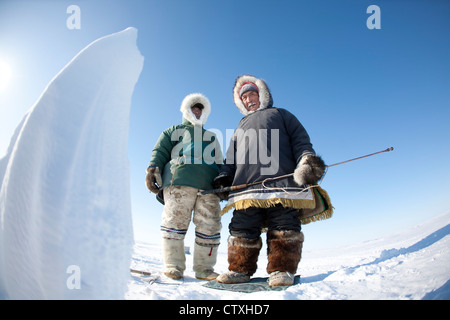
[
  {"left": 233, "top": 75, "right": 272, "bottom": 116},
  {"left": 180, "top": 93, "right": 211, "bottom": 126}
]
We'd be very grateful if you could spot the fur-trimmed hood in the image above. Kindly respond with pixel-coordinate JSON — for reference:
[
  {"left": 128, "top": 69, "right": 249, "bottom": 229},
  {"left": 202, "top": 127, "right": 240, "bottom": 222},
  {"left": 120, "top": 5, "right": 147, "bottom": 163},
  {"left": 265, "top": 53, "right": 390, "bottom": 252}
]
[
  {"left": 180, "top": 93, "right": 211, "bottom": 126},
  {"left": 233, "top": 75, "right": 273, "bottom": 116}
]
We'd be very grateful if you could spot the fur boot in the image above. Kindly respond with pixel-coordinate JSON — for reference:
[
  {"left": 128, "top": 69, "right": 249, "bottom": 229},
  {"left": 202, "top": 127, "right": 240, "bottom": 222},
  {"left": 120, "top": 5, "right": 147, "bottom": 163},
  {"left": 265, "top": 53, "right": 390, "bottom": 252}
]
[
  {"left": 193, "top": 243, "right": 219, "bottom": 280},
  {"left": 293, "top": 154, "right": 326, "bottom": 186},
  {"left": 162, "top": 238, "right": 186, "bottom": 279},
  {"left": 267, "top": 230, "right": 304, "bottom": 286},
  {"left": 216, "top": 236, "right": 262, "bottom": 284}
]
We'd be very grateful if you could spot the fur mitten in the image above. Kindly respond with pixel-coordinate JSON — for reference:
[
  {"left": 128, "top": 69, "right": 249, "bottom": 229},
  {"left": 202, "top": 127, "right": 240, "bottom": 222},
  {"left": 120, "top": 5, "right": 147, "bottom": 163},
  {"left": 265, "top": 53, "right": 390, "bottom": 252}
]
[
  {"left": 293, "top": 155, "right": 326, "bottom": 186},
  {"left": 146, "top": 166, "right": 162, "bottom": 194},
  {"left": 212, "top": 173, "right": 233, "bottom": 201}
]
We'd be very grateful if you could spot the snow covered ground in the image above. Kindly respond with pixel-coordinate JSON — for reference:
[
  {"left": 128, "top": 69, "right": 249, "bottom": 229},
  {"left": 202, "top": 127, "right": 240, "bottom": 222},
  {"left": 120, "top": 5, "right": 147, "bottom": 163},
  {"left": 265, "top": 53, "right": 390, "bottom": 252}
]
[{"left": 127, "top": 210, "right": 450, "bottom": 300}]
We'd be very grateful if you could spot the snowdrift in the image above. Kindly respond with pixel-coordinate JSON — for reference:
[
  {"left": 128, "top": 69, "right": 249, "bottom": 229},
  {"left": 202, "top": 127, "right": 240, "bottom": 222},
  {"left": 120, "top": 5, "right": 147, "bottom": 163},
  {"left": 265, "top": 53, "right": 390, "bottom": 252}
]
[{"left": 0, "top": 28, "right": 143, "bottom": 299}]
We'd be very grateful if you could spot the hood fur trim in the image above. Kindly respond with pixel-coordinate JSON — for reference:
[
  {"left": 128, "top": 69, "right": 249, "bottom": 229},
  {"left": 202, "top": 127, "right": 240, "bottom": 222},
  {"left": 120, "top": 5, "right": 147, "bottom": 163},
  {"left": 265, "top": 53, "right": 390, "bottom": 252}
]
[
  {"left": 233, "top": 75, "right": 273, "bottom": 116},
  {"left": 180, "top": 93, "right": 211, "bottom": 126}
]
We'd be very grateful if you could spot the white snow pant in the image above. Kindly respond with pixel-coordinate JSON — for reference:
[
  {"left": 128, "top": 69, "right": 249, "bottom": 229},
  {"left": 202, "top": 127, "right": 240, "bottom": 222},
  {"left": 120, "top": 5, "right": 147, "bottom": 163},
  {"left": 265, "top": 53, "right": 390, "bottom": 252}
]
[{"left": 160, "top": 185, "right": 222, "bottom": 246}]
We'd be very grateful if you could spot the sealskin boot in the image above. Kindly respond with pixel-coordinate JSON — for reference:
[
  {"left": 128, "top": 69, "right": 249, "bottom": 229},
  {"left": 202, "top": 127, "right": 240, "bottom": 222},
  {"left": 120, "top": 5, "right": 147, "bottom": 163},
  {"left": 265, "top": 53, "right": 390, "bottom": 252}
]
[
  {"left": 193, "top": 243, "right": 219, "bottom": 280},
  {"left": 162, "top": 238, "right": 186, "bottom": 280},
  {"left": 268, "top": 271, "right": 295, "bottom": 286},
  {"left": 216, "top": 236, "right": 262, "bottom": 284},
  {"left": 266, "top": 230, "right": 304, "bottom": 287}
]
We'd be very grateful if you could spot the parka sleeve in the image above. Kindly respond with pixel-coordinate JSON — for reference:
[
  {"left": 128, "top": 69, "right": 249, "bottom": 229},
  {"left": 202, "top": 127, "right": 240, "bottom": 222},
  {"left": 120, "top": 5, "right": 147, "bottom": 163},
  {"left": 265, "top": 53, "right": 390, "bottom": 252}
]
[
  {"left": 148, "top": 127, "right": 178, "bottom": 172},
  {"left": 279, "top": 109, "right": 315, "bottom": 164}
]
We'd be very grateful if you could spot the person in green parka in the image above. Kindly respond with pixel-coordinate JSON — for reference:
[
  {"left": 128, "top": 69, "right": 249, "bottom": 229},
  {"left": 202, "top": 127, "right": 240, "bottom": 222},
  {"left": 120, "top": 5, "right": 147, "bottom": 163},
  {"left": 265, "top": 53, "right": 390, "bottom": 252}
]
[{"left": 145, "top": 93, "right": 223, "bottom": 280}]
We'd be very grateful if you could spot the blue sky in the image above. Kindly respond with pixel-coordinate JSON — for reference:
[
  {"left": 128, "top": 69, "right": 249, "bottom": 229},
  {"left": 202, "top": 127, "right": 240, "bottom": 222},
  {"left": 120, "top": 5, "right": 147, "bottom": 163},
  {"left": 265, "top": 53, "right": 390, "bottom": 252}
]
[{"left": 1, "top": 0, "right": 449, "bottom": 250}]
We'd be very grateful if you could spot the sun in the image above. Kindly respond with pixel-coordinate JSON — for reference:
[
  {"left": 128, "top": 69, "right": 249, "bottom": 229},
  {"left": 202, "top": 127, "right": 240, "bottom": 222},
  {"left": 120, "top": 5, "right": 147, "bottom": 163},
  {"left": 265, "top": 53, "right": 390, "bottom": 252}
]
[{"left": 0, "top": 59, "right": 12, "bottom": 92}]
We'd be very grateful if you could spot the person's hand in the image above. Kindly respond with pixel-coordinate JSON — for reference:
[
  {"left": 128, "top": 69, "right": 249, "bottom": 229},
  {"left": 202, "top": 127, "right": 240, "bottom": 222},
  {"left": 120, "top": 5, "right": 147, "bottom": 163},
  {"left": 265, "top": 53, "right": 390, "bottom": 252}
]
[
  {"left": 145, "top": 166, "right": 162, "bottom": 194},
  {"left": 293, "top": 155, "right": 326, "bottom": 186},
  {"left": 212, "top": 173, "right": 233, "bottom": 201}
]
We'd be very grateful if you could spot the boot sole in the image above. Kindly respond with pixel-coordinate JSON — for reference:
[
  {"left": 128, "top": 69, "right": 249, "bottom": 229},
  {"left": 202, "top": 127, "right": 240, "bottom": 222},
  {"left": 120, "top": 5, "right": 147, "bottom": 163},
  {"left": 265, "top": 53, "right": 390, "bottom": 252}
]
[
  {"left": 195, "top": 276, "right": 218, "bottom": 281},
  {"left": 269, "top": 281, "right": 294, "bottom": 287},
  {"left": 164, "top": 272, "right": 183, "bottom": 280},
  {"left": 216, "top": 277, "right": 251, "bottom": 284}
]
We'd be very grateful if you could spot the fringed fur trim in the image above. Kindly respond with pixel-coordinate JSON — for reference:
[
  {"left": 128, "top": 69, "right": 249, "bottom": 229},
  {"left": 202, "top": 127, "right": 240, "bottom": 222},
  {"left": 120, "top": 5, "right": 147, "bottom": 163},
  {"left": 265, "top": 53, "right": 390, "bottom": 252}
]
[
  {"left": 221, "top": 186, "right": 334, "bottom": 226},
  {"left": 180, "top": 93, "right": 211, "bottom": 126},
  {"left": 232, "top": 75, "right": 273, "bottom": 116},
  {"left": 300, "top": 186, "right": 334, "bottom": 225},
  {"left": 220, "top": 197, "right": 315, "bottom": 216},
  {"left": 300, "top": 210, "right": 333, "bottom": 224}
]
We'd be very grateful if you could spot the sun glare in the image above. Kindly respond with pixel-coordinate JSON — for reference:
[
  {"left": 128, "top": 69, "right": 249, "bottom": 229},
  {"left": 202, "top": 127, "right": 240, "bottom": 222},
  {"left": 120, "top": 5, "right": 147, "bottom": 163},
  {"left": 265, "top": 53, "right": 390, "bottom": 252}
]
[{"left": 0, "top": 59, "right": 12, "bottom": 92}]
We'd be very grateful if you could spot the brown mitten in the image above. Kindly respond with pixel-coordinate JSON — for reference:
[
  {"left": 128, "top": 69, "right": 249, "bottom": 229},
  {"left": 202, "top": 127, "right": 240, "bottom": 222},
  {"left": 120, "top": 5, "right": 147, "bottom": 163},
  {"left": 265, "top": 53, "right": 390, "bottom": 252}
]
[{"left": 145, "top": 166, "right": 162, "bottom": 194}]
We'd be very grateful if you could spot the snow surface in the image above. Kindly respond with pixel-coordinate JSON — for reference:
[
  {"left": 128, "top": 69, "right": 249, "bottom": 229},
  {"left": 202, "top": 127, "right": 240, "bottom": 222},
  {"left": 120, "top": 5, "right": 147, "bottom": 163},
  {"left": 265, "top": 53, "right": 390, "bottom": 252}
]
[
  {"left": 0, "top": 28, "right": 143, "bottom": 299},
  {"left": 127, "top": 210, "right": 450, "bottom": 300}
]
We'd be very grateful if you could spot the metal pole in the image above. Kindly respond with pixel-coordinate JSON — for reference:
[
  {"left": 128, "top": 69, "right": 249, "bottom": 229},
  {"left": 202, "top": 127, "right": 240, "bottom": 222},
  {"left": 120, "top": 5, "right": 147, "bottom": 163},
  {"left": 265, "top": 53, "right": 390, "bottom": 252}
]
[
  {"left": 200, "top": 147, "right": 394, "bottom": 195},
  {"left": 326, "top": 147, "right": 394, "bottom": 168}
]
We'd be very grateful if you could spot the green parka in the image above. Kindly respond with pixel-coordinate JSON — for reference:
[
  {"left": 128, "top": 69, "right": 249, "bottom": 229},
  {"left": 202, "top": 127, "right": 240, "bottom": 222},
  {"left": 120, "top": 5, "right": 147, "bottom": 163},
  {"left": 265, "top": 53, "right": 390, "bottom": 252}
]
[{"left": 149, "top": 93, "right": 223, "bottom": 194}]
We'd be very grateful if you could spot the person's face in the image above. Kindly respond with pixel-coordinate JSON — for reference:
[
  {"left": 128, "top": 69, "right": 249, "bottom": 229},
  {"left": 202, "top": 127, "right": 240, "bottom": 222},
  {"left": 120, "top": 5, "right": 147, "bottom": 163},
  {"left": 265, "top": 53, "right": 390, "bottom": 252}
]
[
  {"left": 191, "top": 106, "right": 202, "bottom": 119},
  {"left": 241, "top": 91, "right": 260, "bottom": 112}
]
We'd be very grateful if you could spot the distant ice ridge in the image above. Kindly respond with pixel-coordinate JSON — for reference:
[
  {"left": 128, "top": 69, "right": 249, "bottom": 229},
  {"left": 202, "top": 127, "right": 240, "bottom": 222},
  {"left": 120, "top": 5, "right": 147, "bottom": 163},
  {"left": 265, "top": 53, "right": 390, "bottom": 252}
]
[{"left": 0, "top": 27, "right": 144, "bottom": 299}]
